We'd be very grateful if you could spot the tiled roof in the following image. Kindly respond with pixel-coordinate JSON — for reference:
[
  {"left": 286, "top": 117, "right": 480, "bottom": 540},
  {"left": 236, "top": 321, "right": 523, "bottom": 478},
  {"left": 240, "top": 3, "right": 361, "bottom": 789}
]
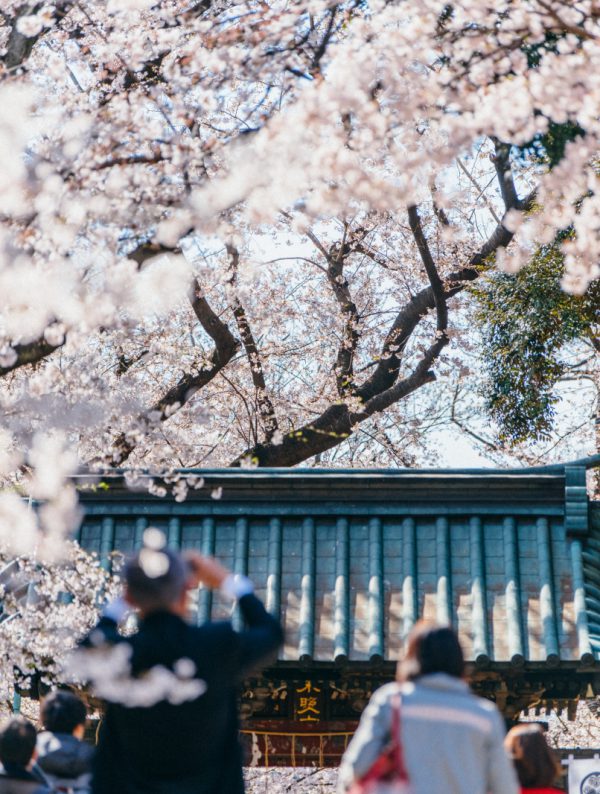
[{"left": 77, "top": 465, "right": 599, "bottom": 668}]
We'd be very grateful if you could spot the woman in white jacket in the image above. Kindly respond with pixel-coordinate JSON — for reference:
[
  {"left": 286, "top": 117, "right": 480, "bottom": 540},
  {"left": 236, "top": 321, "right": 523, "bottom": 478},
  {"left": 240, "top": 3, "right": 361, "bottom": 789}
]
[{"left": 338, "top": 622, "right": 519, "bottom": 794}]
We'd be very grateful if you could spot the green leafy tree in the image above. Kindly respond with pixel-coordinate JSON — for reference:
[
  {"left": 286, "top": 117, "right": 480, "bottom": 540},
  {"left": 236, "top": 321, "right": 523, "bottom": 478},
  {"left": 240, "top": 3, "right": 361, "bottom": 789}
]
[{"left": 473, "top": 244, "right": 599, "bottom": 446}]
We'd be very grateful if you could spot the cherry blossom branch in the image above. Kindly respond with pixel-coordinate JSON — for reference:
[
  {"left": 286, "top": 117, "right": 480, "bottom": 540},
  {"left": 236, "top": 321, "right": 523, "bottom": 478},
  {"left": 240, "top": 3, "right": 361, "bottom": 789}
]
[
  {"left": 407, "top": 204, "right": 448, "bottom": 338},
  {"left": 356, "top": 289, "right": 428, "bottom": 403},
  {"left": 2, "top": 3, "right": 70, "bottom": 73},
  {"left": 490, "top": 138, "right": 520, "bottom": 211},
  {"left": 456, "top": 157, "right": 502, "bottom": 224},
  {"left": 536, "top": 0, "right": 597, "bottom": 40},
  {"left": 359, "top": 211, "right": 450, "bottom": 419},
  {"left": 309, "top": 5, "right": 339, "bottom": 76},
  {"left": 329, "top": 270, "right": 360, "bottom": 397},
  {"left": 0, "top": 336, "right": 64, "bottom": 378},
  {"left": 304, "top": 225, "right": 363, "bottom": 397},
  {"left": 231, "top": 185, "right": 537, "bottom": 467},
  {"left": 111, "top": 282, "right": 240, "bottom": 466},
  {"left": 227, "top": 244, "right": 279, "bottom": 442},
  {"left": 431, "top": 183, "right": 451, "bottom": 227},
  {"left": 324, "top": 228, "right": 362, "bottom": 398},
  {"left": 93, "top": 153, "right": 165, "bottom": 172}
]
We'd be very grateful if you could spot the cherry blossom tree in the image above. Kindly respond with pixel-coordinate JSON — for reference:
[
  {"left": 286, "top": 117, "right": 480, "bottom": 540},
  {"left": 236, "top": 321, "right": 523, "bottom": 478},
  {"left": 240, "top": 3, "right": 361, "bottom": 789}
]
[
  {"left": 0, "top": 0, "right": 598, "bottom": 554},
  {"left": 0, "top": 541, "right": 117, "bottom": 708}
]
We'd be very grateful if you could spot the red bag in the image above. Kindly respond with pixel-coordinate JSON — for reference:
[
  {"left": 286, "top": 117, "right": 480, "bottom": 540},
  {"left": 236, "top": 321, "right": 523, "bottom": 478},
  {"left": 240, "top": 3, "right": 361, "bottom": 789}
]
[{"left": 348, "top": 692, "right": 413, "bottom": 794}]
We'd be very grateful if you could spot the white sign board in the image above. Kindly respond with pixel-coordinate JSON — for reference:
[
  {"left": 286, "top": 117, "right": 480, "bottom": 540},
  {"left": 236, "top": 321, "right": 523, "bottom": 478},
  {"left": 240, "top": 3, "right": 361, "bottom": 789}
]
[{"left": 569, "top": 759, "right": 600, "bottom": 793}]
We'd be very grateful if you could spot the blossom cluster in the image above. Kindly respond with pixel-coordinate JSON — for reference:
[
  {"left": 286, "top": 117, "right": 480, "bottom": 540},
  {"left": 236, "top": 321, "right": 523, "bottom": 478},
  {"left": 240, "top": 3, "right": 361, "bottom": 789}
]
[
  {"left": 0, "top": 0, "right": 596, "bottom": 551},
  {"left": 0, "top": 541, "right": 118, "bottom": 703}
]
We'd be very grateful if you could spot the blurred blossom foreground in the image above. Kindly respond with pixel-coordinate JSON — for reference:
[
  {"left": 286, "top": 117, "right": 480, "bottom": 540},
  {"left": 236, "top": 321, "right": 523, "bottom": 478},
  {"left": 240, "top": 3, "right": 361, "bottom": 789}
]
[{"left": 245, "top": 768, "right": 336, "bottom": 793}]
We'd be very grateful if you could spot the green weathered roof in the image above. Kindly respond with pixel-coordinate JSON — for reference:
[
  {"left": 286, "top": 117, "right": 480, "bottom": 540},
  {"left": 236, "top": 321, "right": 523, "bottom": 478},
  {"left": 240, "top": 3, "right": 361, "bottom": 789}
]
[{"left": 76, "top": 464, "right": 600, "bottom": 669}]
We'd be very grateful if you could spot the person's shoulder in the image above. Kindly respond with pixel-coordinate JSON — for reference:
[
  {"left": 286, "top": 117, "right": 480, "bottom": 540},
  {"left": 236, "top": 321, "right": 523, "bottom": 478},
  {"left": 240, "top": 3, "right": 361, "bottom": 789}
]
[
  {"left": 371, "top": 681, "right": 402, "bottom": 704},
  {"left": 190, "top": 619, "right": 235, "bottom": 636},
  {"left": 452, "top": 690, "right": 508, "bottom": 735},
  {"left": 0, "top": 768, "right": 53, "bottom": 794},
  {"left": 458, "top": 690, "right": 506, "bottom": 726},
  {"left": 187, "top": 619, "right": 236, "bottom": 647},
  {"left": 469, "top": 692, "right": 503, "bottom": 715}
]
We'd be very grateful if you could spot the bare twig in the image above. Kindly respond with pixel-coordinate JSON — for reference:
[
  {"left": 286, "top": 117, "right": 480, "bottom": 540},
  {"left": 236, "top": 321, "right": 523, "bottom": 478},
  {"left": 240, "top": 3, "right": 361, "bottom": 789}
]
[{"left": 456, "top": 156, "right": 502, "bottom": 224}]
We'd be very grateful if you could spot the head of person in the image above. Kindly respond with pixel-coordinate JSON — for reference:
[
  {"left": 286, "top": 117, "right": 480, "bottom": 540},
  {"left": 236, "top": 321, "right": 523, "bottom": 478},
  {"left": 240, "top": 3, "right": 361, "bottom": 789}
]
[
  {"left": 41, "top": 690, "right": 87, "bottom": 740},
  {"left": 0, "top": 716, "right": 37, "bottom": 770},
  {"left": 397, "top": 620, "right": 465, "bottom": 682},
  {"left": 505, "top": 724, "right": 560, "bottom": 788},
  {"left": 124, "top": 536, "right": 189, "bottom": 616}
]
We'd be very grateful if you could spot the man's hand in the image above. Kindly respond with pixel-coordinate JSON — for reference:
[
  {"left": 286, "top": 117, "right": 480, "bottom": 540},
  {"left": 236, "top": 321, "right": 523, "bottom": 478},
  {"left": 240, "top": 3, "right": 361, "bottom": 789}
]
[{"left": 183, "top": 551, "right": 230, "bottom": 590}]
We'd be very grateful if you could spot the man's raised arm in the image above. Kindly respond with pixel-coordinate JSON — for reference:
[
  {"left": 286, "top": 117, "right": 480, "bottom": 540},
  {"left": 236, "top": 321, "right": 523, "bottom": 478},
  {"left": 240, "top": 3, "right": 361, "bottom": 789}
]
[{"left": 185, "top": 551, "right": 284, "bottom": 675}]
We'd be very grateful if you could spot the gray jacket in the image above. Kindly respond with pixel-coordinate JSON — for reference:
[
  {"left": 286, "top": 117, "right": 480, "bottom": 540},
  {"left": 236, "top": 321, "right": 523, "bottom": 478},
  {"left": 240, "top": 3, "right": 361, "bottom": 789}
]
[
  {"left": 0, "top": 768, "right": 50, "bottom": 794},
  {"left": 36, "top": 733, "right": 93, "bottom": 793},
  {"left": 338, "top": 674, "right": 519, "bottom": 794}
]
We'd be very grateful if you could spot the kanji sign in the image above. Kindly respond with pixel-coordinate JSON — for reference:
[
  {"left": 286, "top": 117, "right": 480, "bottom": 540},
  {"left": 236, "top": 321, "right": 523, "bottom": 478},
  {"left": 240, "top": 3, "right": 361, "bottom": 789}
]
[{"left": 295, "top": 681, "right": 322, "bottom": 723}]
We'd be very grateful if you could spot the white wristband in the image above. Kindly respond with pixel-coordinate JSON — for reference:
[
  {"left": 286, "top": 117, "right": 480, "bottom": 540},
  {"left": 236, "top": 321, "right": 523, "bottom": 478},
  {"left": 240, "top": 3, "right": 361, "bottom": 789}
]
[
  {"left": 220, "top": 573, "right": 254, "bottom": 601},
  {"left": 102, "top": 597, "right": 130, "bottom": 623}
]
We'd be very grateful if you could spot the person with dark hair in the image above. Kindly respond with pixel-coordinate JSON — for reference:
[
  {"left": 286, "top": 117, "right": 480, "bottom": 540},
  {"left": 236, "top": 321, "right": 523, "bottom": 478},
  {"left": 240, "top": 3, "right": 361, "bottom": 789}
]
[
  {"left": 36, "top": 691, "right": 94, "bottom": 793},
  {"left": 0, "top": 717, "right": 51, "bottom": 794},
  {"left": 80, "top": 530, "right": 283, "bottom": 794},
  {"left": 505, "top": 724, "right": 563, "bottom": 793},
  {"left": 338, "top": 621, "right": 519, "bottom": 794}
]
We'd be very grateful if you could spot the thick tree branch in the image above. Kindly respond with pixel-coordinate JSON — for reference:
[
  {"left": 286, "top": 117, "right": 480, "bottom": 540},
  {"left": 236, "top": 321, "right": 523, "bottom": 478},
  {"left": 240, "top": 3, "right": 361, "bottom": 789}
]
[
  {"left": 446, "top": 186, "right": 537, "bottom": 285},
  {"left": 407, "top": 204, "right": 448, "bottom": 336},
  {"left": 4, "top": 4, "right": 43, "bottom": 71},
  {"left": 306, "top": 227, "right": 362, "bottom": 397},
  {"left": 2, "top": 3, "right": 70, "bottom": 73},
  {"left": 0, "top": 337, "right": 64, "bottom": 377},
  {"left": 490, "top": 137, "right": 520, "bottom": 211},
  {"left": 232, "top": 188, "right": 537, "bottom": 467},
  {"left": 360, "top": 187, "right": 535, "bottom": 404},
  {"left": 327, "top": 239, "right": 361, "bottom": 398},
  {"left": 356, "top": 206, "right": 451, "bottom": 418},
  {"left": 112, "top": 282, "right": 239, "bottom": 465},
  {"left": 127, "top": 233, "right": 193, "bottom": 269},
  {"left": 309, "top": 5, "right": 338, "bottom": 76},
  {"left": 227, "top": 244, "right": 278, "bottom": 442},
  {"left": 356, "top": 289, "right": 430, "bottom": 403},
  {"left": 230, "top": 403, "right": 353, "bottom": 467},
  {"left": 359, "top": 341, "right": 442, "bottom": 418},
  {"left": 431, "top": 183, "right": 451, "bottom": 226}
]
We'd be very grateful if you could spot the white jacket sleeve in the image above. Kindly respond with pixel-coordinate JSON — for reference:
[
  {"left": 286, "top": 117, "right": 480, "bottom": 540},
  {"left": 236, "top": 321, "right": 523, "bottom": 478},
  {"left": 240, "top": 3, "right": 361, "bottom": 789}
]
[
  {"left": 485, "top": 709, "right": 520, "bottom": 794},
  {"left": 337, "top": 684, "right": 395, "bottom": 794}
]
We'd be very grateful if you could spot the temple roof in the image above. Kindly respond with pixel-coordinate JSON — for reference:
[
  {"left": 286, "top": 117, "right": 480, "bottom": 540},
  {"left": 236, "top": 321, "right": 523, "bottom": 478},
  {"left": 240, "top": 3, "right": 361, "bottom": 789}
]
[{"left": 77, "top": 463, "right": 600, "bottom": 669}]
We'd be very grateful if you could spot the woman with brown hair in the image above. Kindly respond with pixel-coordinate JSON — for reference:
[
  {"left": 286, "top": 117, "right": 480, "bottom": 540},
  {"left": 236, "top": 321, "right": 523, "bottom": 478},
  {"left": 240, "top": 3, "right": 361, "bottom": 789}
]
[
  {"left": 504, "top": 724, "right": 563, "bottom": 793},
  {"left": 338, "top": 621, "right": 519, "bottom": 794}
]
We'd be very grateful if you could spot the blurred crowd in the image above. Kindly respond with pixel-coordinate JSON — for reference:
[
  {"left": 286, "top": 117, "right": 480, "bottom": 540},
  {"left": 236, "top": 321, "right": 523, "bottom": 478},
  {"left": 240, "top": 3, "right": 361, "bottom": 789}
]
[
  {"left": 0, "top": 691, "right": 92, "bottom": 793},
  {"left": 0, "top": 538, "right": 568, "bottom": 794}
]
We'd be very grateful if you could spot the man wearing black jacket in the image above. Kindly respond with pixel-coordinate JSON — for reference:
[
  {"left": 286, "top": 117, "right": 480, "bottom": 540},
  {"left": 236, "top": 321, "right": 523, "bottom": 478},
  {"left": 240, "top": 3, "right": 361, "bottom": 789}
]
[{"left": 81, "top": 537, "right": 283, "bottom": 794}]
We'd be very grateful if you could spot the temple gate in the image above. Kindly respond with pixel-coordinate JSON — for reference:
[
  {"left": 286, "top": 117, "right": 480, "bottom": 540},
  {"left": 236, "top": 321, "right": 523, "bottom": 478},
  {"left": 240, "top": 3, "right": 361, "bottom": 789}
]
[{"left": 77, "top": 461, "right": 600, "bottom": 766}]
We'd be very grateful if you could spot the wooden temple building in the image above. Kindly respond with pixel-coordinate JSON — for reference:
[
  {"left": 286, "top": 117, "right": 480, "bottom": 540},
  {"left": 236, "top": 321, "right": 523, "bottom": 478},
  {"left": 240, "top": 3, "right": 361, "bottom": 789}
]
[{"left": 76, "top": 460, "right": 600, "bottom": 766}]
